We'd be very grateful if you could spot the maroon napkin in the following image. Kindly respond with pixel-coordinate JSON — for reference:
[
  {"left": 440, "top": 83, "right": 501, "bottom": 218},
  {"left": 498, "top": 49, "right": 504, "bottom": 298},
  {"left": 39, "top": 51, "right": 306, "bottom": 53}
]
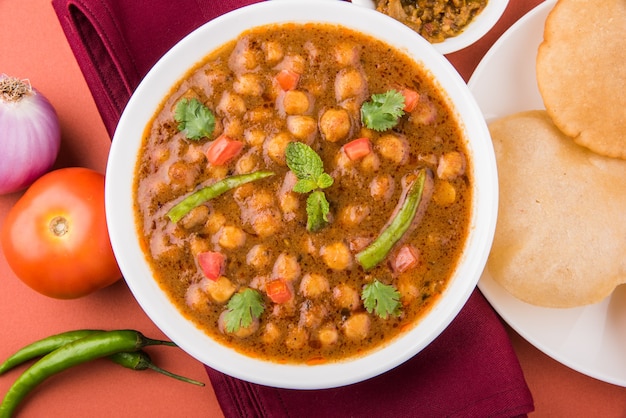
[{"left": 52, "top": 0, "right": 536, "bottom": 416}]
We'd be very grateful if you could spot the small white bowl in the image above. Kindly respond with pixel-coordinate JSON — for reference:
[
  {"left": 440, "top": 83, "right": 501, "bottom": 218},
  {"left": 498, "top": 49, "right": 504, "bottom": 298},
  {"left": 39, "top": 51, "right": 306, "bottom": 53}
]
[
  {"left": 105, "top": 0, "right": 497, "bottom": 389},
  {"left": 351, "top": 0, "right": 509, "bottom": 54}
]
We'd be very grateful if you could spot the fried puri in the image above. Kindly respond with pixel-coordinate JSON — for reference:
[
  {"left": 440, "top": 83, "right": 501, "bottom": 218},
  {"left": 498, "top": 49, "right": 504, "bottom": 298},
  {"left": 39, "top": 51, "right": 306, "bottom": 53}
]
[{"left": 487, "top": 110, "right": 626, "bottom": 308}]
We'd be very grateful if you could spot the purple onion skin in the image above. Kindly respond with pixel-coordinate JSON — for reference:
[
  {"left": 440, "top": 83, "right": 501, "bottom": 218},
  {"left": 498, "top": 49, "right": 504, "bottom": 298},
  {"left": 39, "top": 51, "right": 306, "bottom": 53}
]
[{"left": 0, "top": 85, "right": 61, "bottom": 195}]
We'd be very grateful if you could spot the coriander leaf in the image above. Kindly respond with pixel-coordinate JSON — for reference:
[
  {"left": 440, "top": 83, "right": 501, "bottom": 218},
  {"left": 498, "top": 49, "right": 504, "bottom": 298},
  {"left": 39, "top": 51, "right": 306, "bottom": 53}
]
[
  {"left": 316, "top": 172, "right": 334, "bottom": 189},
  {"left": 174, "top": 98, "right": 216, "bottom": 140},
  {"left": 293, "top": 178, "right": 319, "bottom": 194},
  {"left": 285, "top": 142, "right": 324, "bottom": 181},
  {"left": 306, "top": 190, "right": 330, "bottom": 232},
  {"left": 223, "top": 288, "right": 264, "bottom": 333},
  {"left": 360, "top": 90, "right": 405, "bottom": 132},
  {"left": 361, "top": 279, "right": 402, "bottom": 319}
]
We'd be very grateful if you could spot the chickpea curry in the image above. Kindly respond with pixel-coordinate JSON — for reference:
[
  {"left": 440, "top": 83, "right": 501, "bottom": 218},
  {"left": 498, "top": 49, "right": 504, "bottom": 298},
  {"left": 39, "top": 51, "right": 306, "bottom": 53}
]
[{"left": 134, "top": 23, "right": 472, "bottom": 363}]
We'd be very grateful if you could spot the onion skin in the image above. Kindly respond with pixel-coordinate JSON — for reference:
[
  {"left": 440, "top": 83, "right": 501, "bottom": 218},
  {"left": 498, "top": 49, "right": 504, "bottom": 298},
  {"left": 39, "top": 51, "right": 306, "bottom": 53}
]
[{"left": 0, "top": 76, "right": 61, "bottom": 195}]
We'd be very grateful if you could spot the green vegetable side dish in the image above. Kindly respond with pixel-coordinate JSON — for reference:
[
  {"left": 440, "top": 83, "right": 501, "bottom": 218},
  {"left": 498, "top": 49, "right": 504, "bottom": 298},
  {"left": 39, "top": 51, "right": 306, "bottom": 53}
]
[
  {"left": 223, "top": 288, "right": 265, "bottom": 333},
  {"left": 285, "top": 142, "right": 334, "bottom": 231},
  {"left": 174, "top": 98, "right": 216, "bottom": 140},
  {"left": 356, "top": 168, "right": 430, "bottom": 271},
  {"left": 360, "top": 90, "right": 406, "bottom": 131},
  {"left": 166, "top": 170, "right": 275, "bottom": 223},
  {"left": 362, "top": 280, "right": 402, "bottom": 319},
  {"left": 0, "top": 330, "right": 200, "bottom": 418}
]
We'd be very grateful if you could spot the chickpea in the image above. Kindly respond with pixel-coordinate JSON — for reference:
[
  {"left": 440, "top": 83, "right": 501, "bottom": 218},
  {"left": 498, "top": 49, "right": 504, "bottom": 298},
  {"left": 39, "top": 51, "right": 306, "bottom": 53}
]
[
  {"left": 299, "top": 273, "right": 330, "bottom": 298},
  {"left": 433, "top": 180, "right": 457, "bottom": 206},
  {"left": 282, "top": 90, "right": 310, "bottom": 115},
  {"left": 342, "top": 312, "right": 371, "bottom": 340},
  {"left": 334, "top": 42, "right": 359, "bottom": 66},
  {"left": 272, "top": 252, "right": 301, "bottom": 282},
  {"left": 437, "top": 151, "right": 466, "bottom": 180},
  {"left": 251, "top": 208, "right": 282, "bottom": 238},
  {"left": 205, "top": 211, "right": 226, "bottom": 234},
  {"left": 219, "top": 311, "right": 259, "bottom": 338},
  {"left": 261, "top": 322, "right": 282, "bottom": 344},
  {"left": 338, "top": 204, "right": 371, "bottom": 227},
  {"left": 317, "top": 325, "right": 339, "bottom": 347},
  {"left": 233, "top": 73, "right": 264, "bottom": 96},
  {"left": 287, "top": 115, "right": 317, "bottom": 143},
  {"left": 235, "top": 150, "right": 258, "bottom": 174},
  {"left": 246, "top": 189, "right": 274, "bottom": 211},
  {"left": 207, "top": 164, "right": 229, "bottom": 180},
  {"left": 189, "top": 235, "right": 211, "bottom": 258},
  {"left": 264, "top": 131, "right": 292, "bottom": 165},
  {"left": 179, "top": 205, "right": 210, "bottom": 230},
  {"left": 376, "top": 133, "right": 409, "bottom": 164},
  {"left": 279, "top": 192, "right": 300, "bottom": 216},
  {"left": 299, "top": 302, "right": 327, "bottom": 329},
  {"left": 223, "top": 118, "right": 244, "bottom": 139},
  {"left": 360, "top": 152, "right": 380, "bottom": 172},
  {"left": 319, "top": 108, "right": 351, "bottom": 143},
  {"left": 217, "top": 225, "right": 246, "bottom": 249},
  {"left": 185, "top": 281, "right": 209, "bottom": 310},
  {"left": 244, "top": 129, "right": 266, "bottom": 148},
  {"left": 370, "top": 174, "right": 395, "bottom": 200},
  {"left": 233, "top": 183, "right": 255, "bottom": 203},
  {"left": 205, "top": 276, "right": 237, "bottom": 304},
  {"left": 335, "top": 68, "right": 366, "bottom": 102},
  {"left": 262, "top": 41, "right": 284, "bottom": 65},
  {"left": 245, "top": 108, "right": 274, "bottom": 124},
  {"left": 397, "top": 273, "right": 419, "bottom": 306},
  {"left": 217, "top": 90, "right": 246, "bottom": 116},
  {"left": 285, "top": 325, "right": 308, "bottom": 350},
  {"left": 332, "top": 284, "right": 360, "bottom": 311},
  {"left": 229, "top": 40, "right": 258, "bottom": 72},
  {"left": 246, "top": 244, "right": 272, "bottom": 270},
  {"left": 168, "top": 161, "right": 198, "bottom": 189},
  {"left": 320, "top": 241, "right": 352, "bottom": 271}
]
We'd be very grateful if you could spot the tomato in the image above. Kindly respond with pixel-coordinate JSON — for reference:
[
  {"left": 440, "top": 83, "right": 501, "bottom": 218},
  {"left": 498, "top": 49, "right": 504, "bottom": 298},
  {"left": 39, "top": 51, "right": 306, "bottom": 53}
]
[{"left": 1, "top": 167, "right": 122, "bottom": 299}]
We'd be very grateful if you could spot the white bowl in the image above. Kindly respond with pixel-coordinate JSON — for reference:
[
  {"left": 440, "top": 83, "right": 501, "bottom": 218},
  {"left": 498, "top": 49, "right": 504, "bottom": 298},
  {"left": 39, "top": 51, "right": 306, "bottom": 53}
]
[
  {"left": 105, "top": 0, "right": 497, "bottom": 389},
  {"left": 351, "top": 0, "right": 509, "bottom": 55}
]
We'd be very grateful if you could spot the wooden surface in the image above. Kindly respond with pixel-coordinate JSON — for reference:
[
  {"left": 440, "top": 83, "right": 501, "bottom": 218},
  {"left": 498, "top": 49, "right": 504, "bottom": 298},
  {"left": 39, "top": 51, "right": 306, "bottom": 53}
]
[{"left": 1, "top": 1, "right": 625, "bottom": 416}]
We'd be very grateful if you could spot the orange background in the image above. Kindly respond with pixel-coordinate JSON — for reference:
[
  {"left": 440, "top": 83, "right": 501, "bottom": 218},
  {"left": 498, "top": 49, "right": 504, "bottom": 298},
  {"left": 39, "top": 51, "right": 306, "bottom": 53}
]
[{"left": 1, "top": 1, "right": 625, "bottom": 416}]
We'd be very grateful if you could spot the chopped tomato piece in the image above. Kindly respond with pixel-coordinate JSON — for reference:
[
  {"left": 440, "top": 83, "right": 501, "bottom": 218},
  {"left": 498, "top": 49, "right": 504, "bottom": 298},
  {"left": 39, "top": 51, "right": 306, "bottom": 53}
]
[
  {"left": 276, "top": 69, "right": 300, "bottom": 91},
  {"left": 266, "top": 278, "right": 293, "bottom": 304},
  {"left": 393, "top": 245, "right": 419, "bottom": 273},
  {"left": 401, "top": 89, "right": 420, "bottom": 113},
  {"left": 198, "top": 251, "right": 225, "bottom": 280},
  {"left": 343, "top": 137, "right": 372, "bottom": 161},
  {"left": 207, "top": 135, "right": 244, "bottom": 166}
]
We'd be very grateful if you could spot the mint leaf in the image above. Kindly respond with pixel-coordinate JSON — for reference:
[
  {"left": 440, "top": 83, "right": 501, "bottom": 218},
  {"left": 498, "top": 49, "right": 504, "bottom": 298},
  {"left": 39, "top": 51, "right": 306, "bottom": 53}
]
[
  {"left": 223, "top": 288, "right": 264, "bottom": 333},
  {"left": 306, "top": 191, "right": 330, "bottom": 232},
  {"left": 361, "top": 280, "right": 401, "bottom": 319},
  {"left": 293, "top": 178, "right": 318, "bottom": 194},
  {"left": 285, "top": 142, "right": 324, "bottom": 181},
  {"left": 316, "top": 173, "right": 334, "bottom": 189},
  {"left": 360, "top": 90, "right": 405, "bottom": 132},
  {"left": 175, "top": 98, "right": 216, "bottom": 140}
]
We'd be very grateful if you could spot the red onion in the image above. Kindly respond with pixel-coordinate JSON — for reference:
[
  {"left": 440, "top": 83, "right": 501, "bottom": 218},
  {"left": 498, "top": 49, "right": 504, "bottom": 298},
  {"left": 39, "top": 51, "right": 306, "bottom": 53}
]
[{"left": 0, "top": 75, "right": 61, "bottom": 195}]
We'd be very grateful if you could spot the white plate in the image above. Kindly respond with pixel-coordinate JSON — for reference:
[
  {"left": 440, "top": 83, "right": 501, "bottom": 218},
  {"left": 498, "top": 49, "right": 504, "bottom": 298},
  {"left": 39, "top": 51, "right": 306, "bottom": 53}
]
[{"left": 468, "top": 0, "right": 626, "bottom": 387}]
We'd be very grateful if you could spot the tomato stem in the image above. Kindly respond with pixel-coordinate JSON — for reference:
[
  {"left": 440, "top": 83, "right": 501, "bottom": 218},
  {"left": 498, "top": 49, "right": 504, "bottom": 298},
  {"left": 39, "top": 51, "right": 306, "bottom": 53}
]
[{"left": 49, "top": 216, "right": 69, "bottom": 237}]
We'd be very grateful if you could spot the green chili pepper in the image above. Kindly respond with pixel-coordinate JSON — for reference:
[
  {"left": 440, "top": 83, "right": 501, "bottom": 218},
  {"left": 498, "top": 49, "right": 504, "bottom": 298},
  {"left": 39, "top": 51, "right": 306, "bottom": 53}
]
[
  {"left": 356, "top": 168, "right": 430, "bottom": 271},
  {"left": 0, "top": 330, "right": 175, "bottom": 417},
  {"left": 0, "top": 330, "right": 104, "bottom": 375},
  {"left": 166, "top": 170, "right": 275, "bottom": 223},
  {"left": 109, "top": 351, "right": 204, "bottom": 386}
]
